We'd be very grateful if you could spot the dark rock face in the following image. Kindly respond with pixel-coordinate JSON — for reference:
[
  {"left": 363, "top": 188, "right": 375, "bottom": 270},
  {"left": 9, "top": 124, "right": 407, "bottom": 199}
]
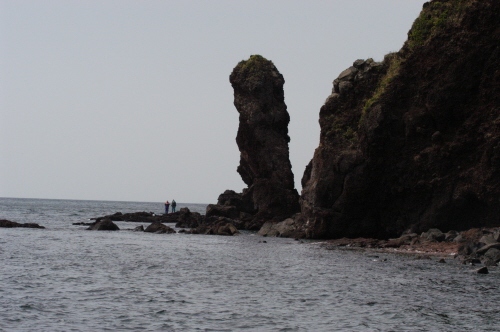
[
  {"left": 87, "top": 218, "right": 119, "bottom": 231},
  {"left": 226, "top": 55, "right": 300, "bottom": 226},
  {"left": 174, "top": 207, "right": 204, "bottom": 229},
  {"left": 187, "top": 218, "right": 240, "bottom": 236},
  {"left": 0, "top": 219, "right": 45, "bottom": 229},
  {"left": 299, "top": 0, "right": 500, "bottom": 239}
]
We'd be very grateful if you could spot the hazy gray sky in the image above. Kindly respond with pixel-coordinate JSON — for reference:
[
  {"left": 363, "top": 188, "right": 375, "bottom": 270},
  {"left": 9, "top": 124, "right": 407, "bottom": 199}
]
[{"left": 1, "top": 0, "right": 426, "bottom": 204}]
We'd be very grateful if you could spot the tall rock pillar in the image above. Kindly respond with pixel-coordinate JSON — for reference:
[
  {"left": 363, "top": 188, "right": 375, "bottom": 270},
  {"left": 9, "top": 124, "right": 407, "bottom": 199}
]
[{"left": 229, "top": 55, "right": 300, "bottom": 225}]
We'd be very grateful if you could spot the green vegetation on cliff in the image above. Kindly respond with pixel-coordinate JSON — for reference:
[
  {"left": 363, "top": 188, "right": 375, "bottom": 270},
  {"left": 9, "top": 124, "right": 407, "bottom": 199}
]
[
  {"left": 407, "top": 0, "right": 471, "bottom": 49},
  {"left": 361, "top": 52, "right": 402, "bottom": 116},
  {"left": 232, "top": 55, "right": 279, "bottom": 91}
]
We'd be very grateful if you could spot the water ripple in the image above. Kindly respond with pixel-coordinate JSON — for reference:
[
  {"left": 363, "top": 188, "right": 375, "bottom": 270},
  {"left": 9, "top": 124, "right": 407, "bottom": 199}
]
[{"left": 1, "top": 198, "right": 499, "bottom": 331}]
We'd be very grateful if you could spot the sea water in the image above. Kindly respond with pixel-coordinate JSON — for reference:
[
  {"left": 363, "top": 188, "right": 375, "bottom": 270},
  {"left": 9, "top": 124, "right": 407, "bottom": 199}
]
[{"left": 0, "top": 197, "right": 499, "bottom": 331}]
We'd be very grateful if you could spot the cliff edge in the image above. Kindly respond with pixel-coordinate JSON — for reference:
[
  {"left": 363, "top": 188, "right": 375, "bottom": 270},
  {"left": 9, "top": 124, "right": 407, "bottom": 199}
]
[{"left": 299, "top": 0, "right": 500, "bottom": 239}]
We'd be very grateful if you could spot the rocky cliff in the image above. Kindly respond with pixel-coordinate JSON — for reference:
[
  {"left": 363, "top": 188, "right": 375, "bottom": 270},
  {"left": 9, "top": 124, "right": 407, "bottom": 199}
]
[{"left": 299, "top": 0, "right": 500, "bottom": 239}]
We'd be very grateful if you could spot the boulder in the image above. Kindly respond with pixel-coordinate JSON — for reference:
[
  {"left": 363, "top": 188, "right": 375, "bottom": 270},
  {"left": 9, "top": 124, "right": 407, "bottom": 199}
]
[
  {"left": 479, "top": 234, "right": 498, "bottom": 246},
  {"left": 175, "top": 208, "right": 204, "bottom": 228},
  {"left": 133, "top": 225, "right": 144, "bottom": 232},
  {"left": 216, "top": 223, "right": 239, "bottom": 236},
  {"left": 258, "top": 216, "right": 304, "bottom": 238},
  {"left": 144, "top": 222, "right": 176, "bottom": 234},
  {"left": 421, "top": 229, "right": 445, "bottom": 242},
  {"left": 190, "top": 217, "right": 240, "bottom": 236},
  {"left": 87, "top": 218, "right": 119, "bottom": 231},
  {"left": 476, "top": 267, "right": 489, "bottom": 274},
  {"left": 483, "top": 248, "right": 500, "bottom": 264},
  {"left": 481, "top": 248, "right": 500, "bottom": 266},
  {"left": 476, "top": 243, "right": 500, "bottom": 255}
]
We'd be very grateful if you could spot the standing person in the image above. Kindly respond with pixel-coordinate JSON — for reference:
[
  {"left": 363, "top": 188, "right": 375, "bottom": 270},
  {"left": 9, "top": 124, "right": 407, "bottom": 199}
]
[
  {"left": 164, "top": 200, "right": 170, "bottom": 214},
  {"left": 171, "top": 200, "right": 177, "bottom": 213}
]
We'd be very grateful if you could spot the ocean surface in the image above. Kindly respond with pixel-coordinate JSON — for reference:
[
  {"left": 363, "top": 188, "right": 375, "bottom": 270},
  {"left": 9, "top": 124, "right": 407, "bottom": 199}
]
[{"left": 1, "top": 197, "right": 499, "bottom": 332}]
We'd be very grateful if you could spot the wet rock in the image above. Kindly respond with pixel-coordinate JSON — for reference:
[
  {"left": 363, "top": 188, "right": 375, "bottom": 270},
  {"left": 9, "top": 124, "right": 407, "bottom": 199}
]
[
  {"left": 0, "top": 219, "right": 45, "bottom": 229},
  {"left": 87, "top": 218, "right": 119, "bottom": 231},
  {"left": 483, "top": 248, "right": 500, "bottom": 264},
  {"left": 421, "top": 229, "right": 445, "bottom": 242},
  {"left": 175, "top": 208, "right": 204, "bottom": 229},
  {"left": 144, "top": 222, "right": 176, "bottom": 234},
  {"left": 196, "top": 219, "right": 240, "bottom": 236},
  {"left": 476, "top": 267, "right": 489, "bottom": 274},
  {"left": 479, "top": 233, "right": 498, "bottom": 246},
  {"left": 476, "top": 243, "right": 500, "bottom": 255},
  {"left": 384, "top": 233, "right": 419, "bottom": 247},
  {"left": 133, "top": 225, "right": 144, "bottom": 232},
  {"left": 258, "top": 216, "right": 304, "bottom": 238},
  {"left": 458, "top": 242, "right": 480, "bottom": 256},
  {"left": 216, "top": 223, "right": 239, "bottom": 236}
]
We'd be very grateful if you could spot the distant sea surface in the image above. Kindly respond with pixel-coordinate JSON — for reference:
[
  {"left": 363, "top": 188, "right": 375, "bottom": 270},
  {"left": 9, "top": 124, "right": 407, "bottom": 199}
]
[{"left": 1, "top": 197, "right": 499, "bottom": 331}]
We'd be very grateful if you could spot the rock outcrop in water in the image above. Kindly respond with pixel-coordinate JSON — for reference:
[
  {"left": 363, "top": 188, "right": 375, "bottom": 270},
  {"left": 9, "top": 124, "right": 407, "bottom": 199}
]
[
  {"left": 0, "top": 219, "right": 45, "bottom": 229},
  {"left": 87, "top": 218, "right": 120, "bottom": 231},
  {"left": 295, "top": 0, "right": 500, "bottom": 239},
  {"left": 144, "top": 221, "right": 176, "bottom": 234},
  {"left": 208, "top": 55, "right": 300, "bottom": 229}
]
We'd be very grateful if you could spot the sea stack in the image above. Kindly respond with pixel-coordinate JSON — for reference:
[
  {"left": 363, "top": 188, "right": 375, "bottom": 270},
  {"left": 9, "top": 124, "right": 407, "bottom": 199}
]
[{"left": 229, "top": 55, "right": 300, "bottom": 225}]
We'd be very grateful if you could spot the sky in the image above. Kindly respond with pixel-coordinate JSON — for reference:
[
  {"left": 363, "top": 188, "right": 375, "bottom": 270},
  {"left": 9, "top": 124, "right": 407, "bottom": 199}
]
[{"left": 1, "top": 0, "right": 427, "bottom": 204}]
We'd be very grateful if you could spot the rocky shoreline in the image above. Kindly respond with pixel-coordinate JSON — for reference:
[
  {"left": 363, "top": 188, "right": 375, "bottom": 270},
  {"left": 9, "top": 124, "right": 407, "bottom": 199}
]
[
  {"left": 319, "top": 227, "right": 500, "bottom": 270},
  {"left": 4, "top": 209, "right": 500, "bottom": 273},
  {"left": 79, "top": 209, "right": 500, "bottom": 268}
]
